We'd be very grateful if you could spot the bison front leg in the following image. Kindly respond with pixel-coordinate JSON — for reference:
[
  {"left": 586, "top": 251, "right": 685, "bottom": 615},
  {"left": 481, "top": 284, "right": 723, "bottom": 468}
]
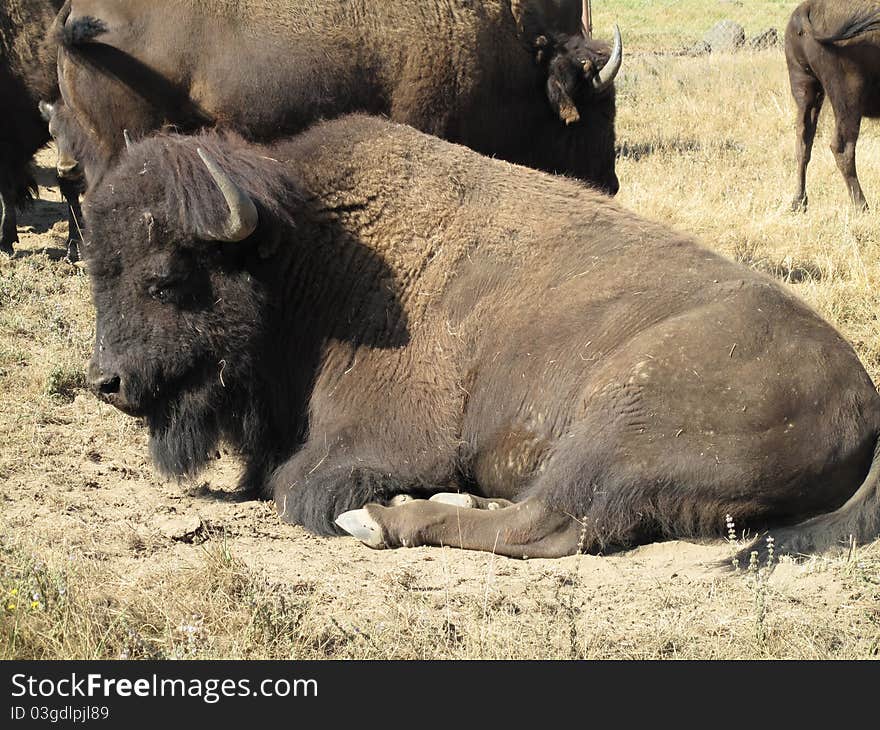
[
  {"left": 336, "top": 499, "right": 582, "bottom": 559},
  {"left": 272, "top": 458, "right": 402, "bottom": 536},
  {"left": 270, "top": 439, "right": 448, "bottom": 536},
  {"left": 59, "top": 177, "right": 84, "bottom": 263},
  {"left": 429, "top": 493, "right": 513, "bottom": 510}
]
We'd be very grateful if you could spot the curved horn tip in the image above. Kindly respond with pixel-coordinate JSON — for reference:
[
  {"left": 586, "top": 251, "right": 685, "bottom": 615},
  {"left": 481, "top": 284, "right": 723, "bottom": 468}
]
[
  {"left": 196, "top": 147, "right": 259, "bottom": 243},
  {"left": 592, "top": 24, "right": 622, "bottom": 93}
]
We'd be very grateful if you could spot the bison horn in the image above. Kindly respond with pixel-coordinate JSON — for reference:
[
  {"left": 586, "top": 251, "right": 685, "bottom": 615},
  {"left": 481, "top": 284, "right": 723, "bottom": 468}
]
[
  {"left": 196, "top": 147, "right": 259, "bottom": 242},
  {"left": 123, "top": 129, "right": 133, "bottom": 150},
  {"left": 592, "top": 24, "right": 622, "bottom": 93}
]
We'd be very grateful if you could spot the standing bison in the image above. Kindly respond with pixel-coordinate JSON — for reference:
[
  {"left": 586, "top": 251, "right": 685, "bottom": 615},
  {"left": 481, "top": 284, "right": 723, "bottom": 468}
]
[
  {"left": 787, "top": 0, "right": 880, "bottom": 210},
  {"left": 83, "top": 116, "right": 880, "bottom": 560},
  {"left": 53, "top": 0, "right": 622, "bottom": 194},
  {"left": 0, "top": 0, "right": 74, "bottom": 257}
]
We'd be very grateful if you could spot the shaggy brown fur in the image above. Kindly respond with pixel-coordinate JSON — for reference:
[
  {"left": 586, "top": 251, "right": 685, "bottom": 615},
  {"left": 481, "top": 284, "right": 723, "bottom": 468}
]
[
  {"left": 786, "top": 0, "right": 880, "bottom": 210},
  {"left": 55, "top": 0, "right": 619, "bottom": 194},
  {"left": 82, "top": 115, "right": 880, "bottom": 560}
]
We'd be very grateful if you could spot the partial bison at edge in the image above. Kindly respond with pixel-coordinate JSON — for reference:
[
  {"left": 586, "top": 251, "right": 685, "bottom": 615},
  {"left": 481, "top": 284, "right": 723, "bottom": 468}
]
[
  {"left": 82, "top": 116, "right": 880, "bottom": 561},
  {"left": 54, "top": 0, "right": 621, "bottom": 194},
  {"left": 0, "top": 0, "right": 79, "bottom": 259},
  {"left": 786, "top": 0, "right": 880, "bottom": 211}
]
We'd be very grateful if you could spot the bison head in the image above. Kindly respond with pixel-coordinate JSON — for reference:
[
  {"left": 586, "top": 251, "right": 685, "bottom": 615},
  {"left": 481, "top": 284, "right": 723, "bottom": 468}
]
[
  {"left": 536, "top": 24, "right": 622, "bottom": 126},
  {"left": 82, "top": 133, "right": 291, "bottom": 481},
  {"left": 39, "top": 101, "right": 84, "bottom": 183}
]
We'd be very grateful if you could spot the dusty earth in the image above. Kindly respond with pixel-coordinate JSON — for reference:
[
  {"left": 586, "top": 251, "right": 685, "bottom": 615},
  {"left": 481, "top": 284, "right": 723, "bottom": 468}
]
[{"left": 2, "top": 132, "right": 879, "bottom": 659}]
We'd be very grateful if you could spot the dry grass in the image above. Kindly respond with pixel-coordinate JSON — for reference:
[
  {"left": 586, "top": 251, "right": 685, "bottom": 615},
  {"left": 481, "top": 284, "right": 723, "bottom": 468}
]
[
  {"left": 593, "top": 0, "right": 794, "bottom": 52},
  {"left": 2, "top": 2, "right": 880, "bottom": 659},
  {"left": 2, "top": 527, "right": 878, "bottom": 660}
]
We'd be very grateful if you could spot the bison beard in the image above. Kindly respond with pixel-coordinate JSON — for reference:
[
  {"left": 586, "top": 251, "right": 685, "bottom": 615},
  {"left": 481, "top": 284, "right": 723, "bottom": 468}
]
[
  {"left": 146, "top": 360, "right": 274, "bottom": 490},
  {"left": 147, "top": 376, "right": 224, "bottom": 481}
]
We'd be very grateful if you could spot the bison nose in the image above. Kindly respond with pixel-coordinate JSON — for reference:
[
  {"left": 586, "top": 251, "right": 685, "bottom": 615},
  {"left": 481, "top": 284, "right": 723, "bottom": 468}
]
[
  {"left": 96, "top": 374, "right": 121, "bottom": 396},
  {"left": 87, "top": 360, "right": 145, "bottom": 416},
  {"left": 88, "top": 361, "right": 121, "bottom": 399}
]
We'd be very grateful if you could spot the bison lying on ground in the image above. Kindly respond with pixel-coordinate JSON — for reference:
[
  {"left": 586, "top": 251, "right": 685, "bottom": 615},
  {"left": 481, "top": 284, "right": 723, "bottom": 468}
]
[
  {"left": 786, "top": 0, "right": 880, "bottom": 210},
  {"left": 82, "top": 115, "right": 880, "bottom": 561},
  {"left": 55, "top": 0, "right": 621, "bottom": 194}
]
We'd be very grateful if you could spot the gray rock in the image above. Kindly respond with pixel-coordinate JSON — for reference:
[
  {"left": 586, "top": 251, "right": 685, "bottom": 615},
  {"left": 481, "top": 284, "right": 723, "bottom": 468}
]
[
  {"left": 703, "top": 20, "right": 746, "bottom": 53},
  {"left": 156, "top": 514, "right": 204, "bottom": 542},
  {"left": 749, "top": 28, "right": 779, "bottom": 50}
]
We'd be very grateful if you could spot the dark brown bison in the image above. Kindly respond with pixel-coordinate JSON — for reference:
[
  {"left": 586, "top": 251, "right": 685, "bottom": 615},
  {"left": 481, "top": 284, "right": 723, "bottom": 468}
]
[
  {"left": 54, "top": 0, "right": 621, "bottom": 194},
  {"left": 82, "top": 115, "right": 880, "bottom": 561},
  {"left": 787, "top": 0, "right": 880, "bottom": 211},
  {"left": 1, "top": 0, "right": 83, "bottom": 260},
  {"left": 0, "top": 0, "right": 62, "bottom": 255}
]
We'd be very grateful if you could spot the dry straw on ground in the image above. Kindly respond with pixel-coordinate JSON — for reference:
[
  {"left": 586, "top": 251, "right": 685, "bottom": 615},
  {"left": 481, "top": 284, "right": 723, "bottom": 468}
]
[{"left": 2, "top": 2, "right": 879, "bottom": 659}]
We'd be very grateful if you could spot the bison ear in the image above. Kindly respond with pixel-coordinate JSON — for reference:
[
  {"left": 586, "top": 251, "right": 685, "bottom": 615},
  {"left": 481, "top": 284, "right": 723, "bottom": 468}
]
[{"left": 196, "top": 148, "right": 259, "bottom": 243}]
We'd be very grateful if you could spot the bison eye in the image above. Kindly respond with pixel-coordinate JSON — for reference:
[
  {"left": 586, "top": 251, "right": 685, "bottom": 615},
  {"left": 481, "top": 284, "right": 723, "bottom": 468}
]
[{"left": 148, "top": 282, "right": 174, "bottom": 303}]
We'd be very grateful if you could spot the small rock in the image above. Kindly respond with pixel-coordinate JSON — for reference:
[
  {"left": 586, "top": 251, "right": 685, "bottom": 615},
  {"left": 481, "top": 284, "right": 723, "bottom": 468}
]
[
  {"left": 688, "top": 40, "right": 711, "bottom": 56},
  {"left": 749, "top": 28, "right": 778, "bottom": 50},
  {"left": 157, "top": 514, "right": 203, "bottom": 542},
  {"left": 703, "top": 20, "right": 746, "bottom": 53}
]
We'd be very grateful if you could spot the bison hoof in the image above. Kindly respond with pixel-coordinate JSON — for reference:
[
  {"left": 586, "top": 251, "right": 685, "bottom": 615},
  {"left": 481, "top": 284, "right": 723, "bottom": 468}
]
[
  {"left": 335, "top": 508, "right": 385, "bottom": 548},
  {"left": 790, "top": 196, "right": 808, "bottom": 213},
  {"left": 430, "top": 492, "right": 476, "bottom": 508},
  {"left": 389, "top": 494, "right": 415, "bottom": 506}
]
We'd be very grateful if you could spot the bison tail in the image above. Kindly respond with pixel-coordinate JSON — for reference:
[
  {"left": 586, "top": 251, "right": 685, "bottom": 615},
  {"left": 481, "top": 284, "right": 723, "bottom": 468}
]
[
  {"left": 58, "top": 15, "right": 108, "bottom": 49},
  {"left": 813, "top": 10, "right": 880, "bottom": 44},
  {"left": 731, "top": 435, "right": 880, "bottom": 569}
]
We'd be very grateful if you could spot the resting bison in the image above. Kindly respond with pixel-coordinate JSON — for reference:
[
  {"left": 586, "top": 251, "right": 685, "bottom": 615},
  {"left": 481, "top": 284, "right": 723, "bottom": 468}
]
[
  {"left": 0, "top": 0, "right": 71, "bottom": 256},
  {"left": 83, "top": 115, "right": 880, "bottom": 560},
  {"left": 55, "top": 0, "right": 621, "bottom": 194},
  {"left": 787, "top": 0, "right": 880, "bottom": 210}
]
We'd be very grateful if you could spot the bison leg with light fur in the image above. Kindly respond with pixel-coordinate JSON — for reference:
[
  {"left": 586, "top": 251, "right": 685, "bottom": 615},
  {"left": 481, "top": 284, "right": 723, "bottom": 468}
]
[
  {"left": 337, "top": 498, "right": 582, "bottom": 559},
  {"left": 429, "top": 493, "right": 513, "bottom": 510}
]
